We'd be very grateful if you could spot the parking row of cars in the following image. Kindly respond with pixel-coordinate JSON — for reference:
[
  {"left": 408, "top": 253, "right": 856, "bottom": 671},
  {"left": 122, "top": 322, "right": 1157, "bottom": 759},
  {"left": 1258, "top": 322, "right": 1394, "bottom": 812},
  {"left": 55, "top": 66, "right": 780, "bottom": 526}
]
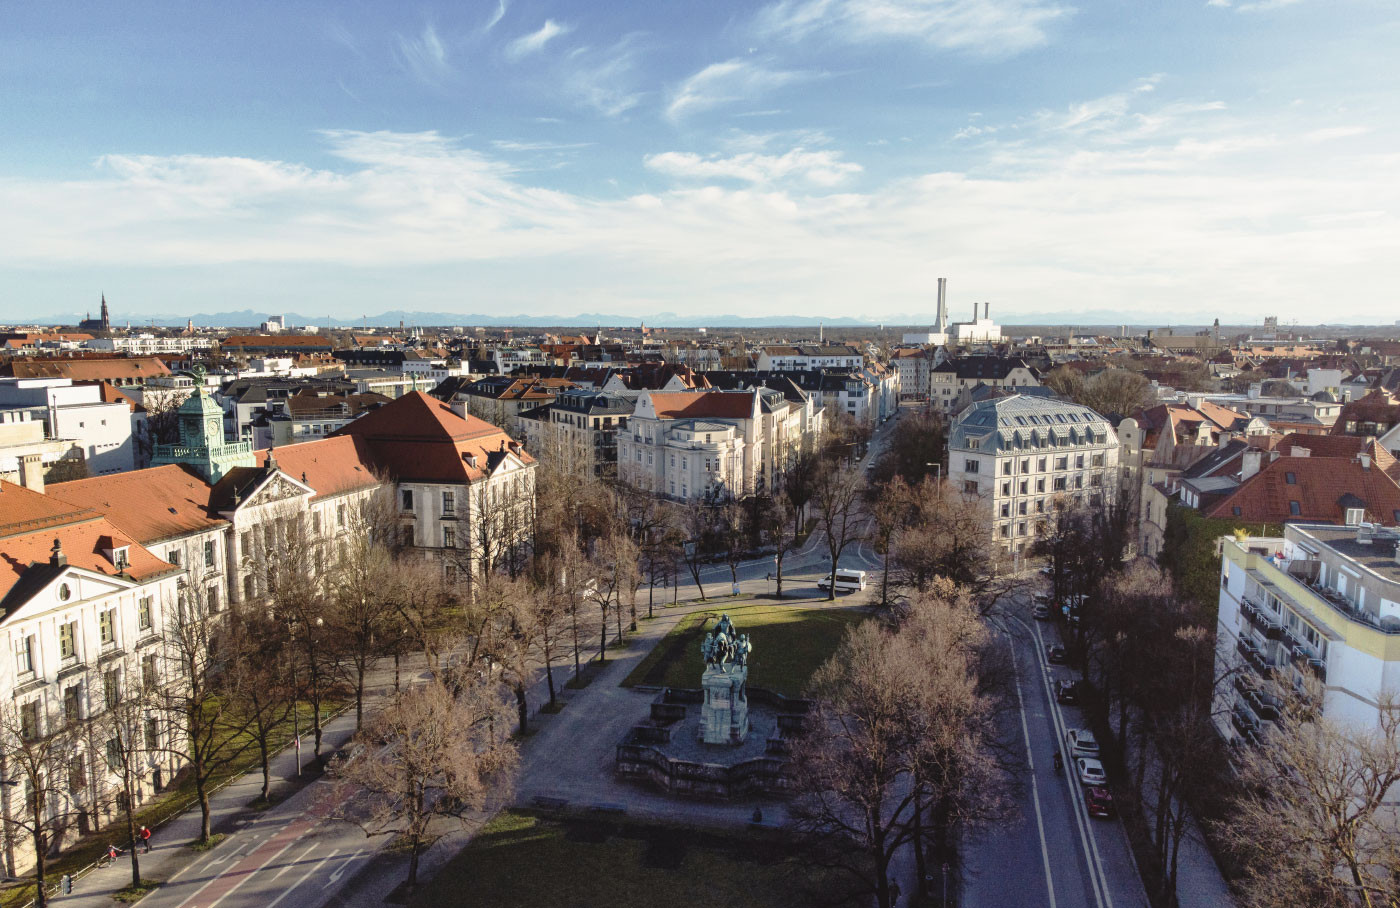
[{"left": 1036, "top": 588, "right": 1115, "bottom": 820}]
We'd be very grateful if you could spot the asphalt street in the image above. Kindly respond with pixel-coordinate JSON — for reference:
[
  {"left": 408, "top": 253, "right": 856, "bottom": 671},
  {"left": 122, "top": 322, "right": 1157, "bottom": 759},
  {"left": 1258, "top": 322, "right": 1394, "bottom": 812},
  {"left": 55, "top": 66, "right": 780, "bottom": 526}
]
[{"left": 964, "top": 593, "right": 1149, "bottom": 908}]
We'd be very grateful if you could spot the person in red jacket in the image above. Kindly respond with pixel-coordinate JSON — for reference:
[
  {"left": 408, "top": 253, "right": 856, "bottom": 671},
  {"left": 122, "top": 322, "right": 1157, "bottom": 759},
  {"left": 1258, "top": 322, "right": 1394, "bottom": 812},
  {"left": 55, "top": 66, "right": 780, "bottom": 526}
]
[{"left": 140, "top": 825, "right": 152, "bottom": 853}]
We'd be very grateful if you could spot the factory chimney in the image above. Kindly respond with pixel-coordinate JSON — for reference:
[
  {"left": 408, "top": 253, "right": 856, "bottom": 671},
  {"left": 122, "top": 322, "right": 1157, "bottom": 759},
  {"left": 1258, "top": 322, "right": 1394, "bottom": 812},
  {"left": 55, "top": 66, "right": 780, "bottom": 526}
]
[
  {"left": 935, "top": 278, "right": 948, "bottom": 333},
  {"left": 984, "top": 302, "right": 990, "bottom": 320}
]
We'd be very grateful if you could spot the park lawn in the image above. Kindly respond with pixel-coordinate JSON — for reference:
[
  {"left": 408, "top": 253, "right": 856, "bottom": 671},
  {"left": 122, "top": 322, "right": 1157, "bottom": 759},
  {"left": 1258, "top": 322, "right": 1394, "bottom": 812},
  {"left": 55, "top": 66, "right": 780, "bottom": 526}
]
[
  {"left": 620, "top": 602, "right": 869, "bottom": 697},
  {"left": 411, "top": 811, "right": 854, "bottom": 908}
]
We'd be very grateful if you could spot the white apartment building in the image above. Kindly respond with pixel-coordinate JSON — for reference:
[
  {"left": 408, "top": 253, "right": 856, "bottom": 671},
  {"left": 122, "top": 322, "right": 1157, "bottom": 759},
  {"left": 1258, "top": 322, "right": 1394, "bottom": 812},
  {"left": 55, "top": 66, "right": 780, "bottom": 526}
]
[
  {"left": 929, "top": 356, "right": 1040, "bottom": 418},
  {"left": 756, "top": 345, "right": 864, "bottom": 372},
  {"left": 86, "top": 334, "right": 215, "bottom": 356},
  {"left": 1216, "top": 523, "right": 1400, "bottom": 745},
  {"left": 891, "top": 349, "right": 931, "bottom": 401},
  {"left": 618, "top": 388, "right": 812, "bottom": 499},
  {"left": 948, "top": 395, "right": 1118, "bottom": 556},
  {"left": 0, "top": 378, "right": 138, "bottom": 474}
]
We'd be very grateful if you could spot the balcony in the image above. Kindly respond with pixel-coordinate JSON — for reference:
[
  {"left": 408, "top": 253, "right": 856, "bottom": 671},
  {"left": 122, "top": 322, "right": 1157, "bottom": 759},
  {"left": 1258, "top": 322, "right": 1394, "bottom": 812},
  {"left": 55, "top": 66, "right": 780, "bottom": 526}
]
[{"left": 1239, "top": 597, "right": 1285, "bottom": 640}]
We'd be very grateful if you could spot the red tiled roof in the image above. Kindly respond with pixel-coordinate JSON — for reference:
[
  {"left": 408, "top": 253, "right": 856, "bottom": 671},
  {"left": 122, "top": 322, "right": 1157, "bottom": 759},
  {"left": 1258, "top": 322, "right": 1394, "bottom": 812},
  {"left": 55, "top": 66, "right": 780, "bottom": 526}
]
[
  {"left": 0, "top": 480, "right": 96, "bottom": 539},
  {"left": 253, "top": 435, "right": 383, "bottom": 500},
  {"left": 1331, "top": 390, "right": 1400, "bottom": 435},
  {"left": 646, "top": 391, "right": 757, "bottom": 420},
  {"left": 1205, "top": 456, "right": 1400, "bottom": 525},
  {"left": 48, "top": 464, "right": 223, "bottom": 544},
  {"left": 0, "top": 481, "right": 175, "bottom": 602},
  {"left": 330, "top": 391, "right": 532, "bottom": 483},
  {"left": 221, "top": 335, "right": 333, "bottom": 348},
  {"left": 4, "top": 357, "right": 171, "bottom": 382}
]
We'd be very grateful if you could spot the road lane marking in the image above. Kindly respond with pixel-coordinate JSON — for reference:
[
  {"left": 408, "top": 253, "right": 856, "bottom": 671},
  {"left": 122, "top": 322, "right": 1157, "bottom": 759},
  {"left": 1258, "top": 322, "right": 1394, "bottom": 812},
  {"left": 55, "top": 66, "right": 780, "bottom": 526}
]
[
  {"left": 1008, "top": 634, "right": 1058, "bottom": 908},
  {"left": 1032, "top": 619, "right": 1112, "bottom": 908},
  {"left": 272, "top": 843, "right": 319, "bottom": 882},
  {"left": 265, "top": 849, "right": 339, "bottom": 908},
  {"left": 326, "top": 849, "right": 365, "bottom": 886}
]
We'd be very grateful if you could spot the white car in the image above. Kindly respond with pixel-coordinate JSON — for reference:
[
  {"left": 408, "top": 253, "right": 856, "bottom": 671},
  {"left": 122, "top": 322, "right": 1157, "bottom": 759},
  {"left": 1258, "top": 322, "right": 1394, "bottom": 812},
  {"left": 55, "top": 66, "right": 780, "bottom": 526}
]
[
  {"left": 1076, "top": 757, "right": 1107, "bottom": 786},
  {"left": 1066, "top": 728, "right": 1099, "bottom": 759}
]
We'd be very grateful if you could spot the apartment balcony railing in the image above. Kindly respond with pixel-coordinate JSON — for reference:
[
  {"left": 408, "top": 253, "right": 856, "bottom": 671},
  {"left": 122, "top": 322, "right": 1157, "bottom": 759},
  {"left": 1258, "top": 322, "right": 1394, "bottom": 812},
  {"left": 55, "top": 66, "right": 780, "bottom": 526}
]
[{"left": 1240, "top": 597, "right": 1286, "bottom": 641}]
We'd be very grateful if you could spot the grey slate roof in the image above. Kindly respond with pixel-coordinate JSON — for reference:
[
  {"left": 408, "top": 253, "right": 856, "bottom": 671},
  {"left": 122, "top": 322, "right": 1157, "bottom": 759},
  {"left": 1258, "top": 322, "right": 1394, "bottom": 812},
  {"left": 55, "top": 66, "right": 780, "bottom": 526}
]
[{"left": 950, "top": 394, "right": 1113, "bottom": 455}]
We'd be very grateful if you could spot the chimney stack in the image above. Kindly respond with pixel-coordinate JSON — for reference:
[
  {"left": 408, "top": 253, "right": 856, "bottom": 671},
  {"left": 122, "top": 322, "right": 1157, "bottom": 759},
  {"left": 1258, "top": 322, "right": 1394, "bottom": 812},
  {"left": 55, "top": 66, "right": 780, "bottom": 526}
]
[
  {"left": 50, "top": 538, "right": 66, "bottom": 567},
  {"left": 935, "top": 278, "right": 948, "bottom": 333},
  {"left": 984, "top": 302, "right": 990, "bottom": 320},
  {"left": 18, "top": 454, "right": 44, "bottom": 494},
  {"left": 1240, "top": 449, "right": 1263, "bottom": 481}
]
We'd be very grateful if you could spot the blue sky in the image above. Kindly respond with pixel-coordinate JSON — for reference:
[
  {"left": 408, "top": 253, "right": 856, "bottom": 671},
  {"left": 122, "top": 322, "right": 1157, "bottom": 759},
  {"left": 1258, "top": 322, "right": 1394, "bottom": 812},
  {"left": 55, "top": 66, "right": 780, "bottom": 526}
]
[{"left": 1, "top": 0, "right": 1397, "bottom": 325}]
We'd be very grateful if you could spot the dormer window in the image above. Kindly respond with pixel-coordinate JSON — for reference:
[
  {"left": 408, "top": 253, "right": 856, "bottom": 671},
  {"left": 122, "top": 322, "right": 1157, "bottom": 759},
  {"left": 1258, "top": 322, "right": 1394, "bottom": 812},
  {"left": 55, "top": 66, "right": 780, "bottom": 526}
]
[
  {"left": 112, "top": 547, "right": 129, "bottom": 570},
  {"left": 1345, "top": 508, "right": 1364, "bottom": 526}
]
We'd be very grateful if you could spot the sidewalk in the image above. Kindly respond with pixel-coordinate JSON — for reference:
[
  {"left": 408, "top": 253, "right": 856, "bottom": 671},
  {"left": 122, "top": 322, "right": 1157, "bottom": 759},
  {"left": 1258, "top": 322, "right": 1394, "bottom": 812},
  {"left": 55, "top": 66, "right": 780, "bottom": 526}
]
[
  {"left": 50, "top": 660, "right": 426, "bottom": 907},
  {"left": 44, "top": 584, "right": 872, "bottom": 908},
  {"left": 329, "top": 589, "right": 879, "bottom": 907}
]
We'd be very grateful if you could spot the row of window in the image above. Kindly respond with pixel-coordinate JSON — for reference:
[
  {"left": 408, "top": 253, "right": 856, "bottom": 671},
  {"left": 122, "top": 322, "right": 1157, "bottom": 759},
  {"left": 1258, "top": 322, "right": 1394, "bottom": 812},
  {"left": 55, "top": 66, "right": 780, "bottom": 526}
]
[
  {"left": 18, "top": 656, "right": 163, "bottom": 743},
  {"left": 15, "top": 596, "right": 162, "bottom": 678},
  {"left": 401, "top": 489, "right": 457, "bottom": 514}
]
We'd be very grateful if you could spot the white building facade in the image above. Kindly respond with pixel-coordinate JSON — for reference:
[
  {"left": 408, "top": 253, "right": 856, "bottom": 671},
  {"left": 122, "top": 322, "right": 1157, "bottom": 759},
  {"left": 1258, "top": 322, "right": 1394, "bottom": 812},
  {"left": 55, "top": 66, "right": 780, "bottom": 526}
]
[
  {"left": 1216, "top": 524, "right": 1400, "bottom": 745},
  {"left": 948, "top": 395, "right": 1118, "bottom": 556}
]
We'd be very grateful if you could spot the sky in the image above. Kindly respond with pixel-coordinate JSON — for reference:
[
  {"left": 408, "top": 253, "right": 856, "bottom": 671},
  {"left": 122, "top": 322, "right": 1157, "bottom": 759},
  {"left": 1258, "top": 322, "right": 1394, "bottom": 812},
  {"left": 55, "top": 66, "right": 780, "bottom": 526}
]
[{"left": 1, "top": 0, "right": 1398, "bottom": 326}]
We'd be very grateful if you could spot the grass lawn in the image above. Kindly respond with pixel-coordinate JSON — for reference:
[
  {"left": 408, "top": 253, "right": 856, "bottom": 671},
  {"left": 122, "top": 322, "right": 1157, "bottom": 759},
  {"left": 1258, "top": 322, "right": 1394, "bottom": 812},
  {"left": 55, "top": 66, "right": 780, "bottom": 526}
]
[
  {"left": 620, "top": 602, "right": 869, "bottom": 697},
  {"left": 410, "top": 811, "right": 854, "bottom": 908}
]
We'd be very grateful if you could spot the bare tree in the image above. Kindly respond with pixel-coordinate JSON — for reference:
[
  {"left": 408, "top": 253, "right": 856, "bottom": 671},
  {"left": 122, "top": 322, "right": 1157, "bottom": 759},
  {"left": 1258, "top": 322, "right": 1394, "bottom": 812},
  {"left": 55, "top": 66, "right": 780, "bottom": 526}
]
[
  {"left": 222, "top": 606, "right": 295, "bottom": 803},
  {"left": 324, "top": 525, "right": 397, "bottom": 730},
  {"left": 810, "top": 458, "right": 865, "bottom": 601},
  {"left": 156, "top": 576, "right": 251, "bottom": 842},
  {"left": 680, "top": 499, "right": 718, "bottom": 601},
  {"left": 329, "top": 677, "right": 517, "bottom": 893},
  {"left": 0, "top": 702, "right": 83, "bottom": 907},
  {"left": 1218, "top": 691, "right": 1400, "bottom": 908},
  {"left": 95, "top": 660, "right": 158, "bottom": 890},
  {"left": 488, "top": 576, "right": 545, "bottom": 735}
]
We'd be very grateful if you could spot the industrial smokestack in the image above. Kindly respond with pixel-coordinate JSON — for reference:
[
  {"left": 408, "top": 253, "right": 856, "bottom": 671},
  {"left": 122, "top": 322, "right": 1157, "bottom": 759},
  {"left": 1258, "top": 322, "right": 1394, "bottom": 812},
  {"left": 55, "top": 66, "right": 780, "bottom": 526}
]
[
  {"left": 936, "top": 278, "right": 947, "bottom": 332},
  {"left": 984, "top": 302, "right": 990, "bottom": 320}
]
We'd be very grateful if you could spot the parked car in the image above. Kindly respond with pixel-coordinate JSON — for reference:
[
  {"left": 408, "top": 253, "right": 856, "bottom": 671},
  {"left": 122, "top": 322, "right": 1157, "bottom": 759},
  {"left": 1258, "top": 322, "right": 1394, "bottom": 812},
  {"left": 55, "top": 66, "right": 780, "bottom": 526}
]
[
  {"left": 1066, "top": 728, "right": 1099, "bottom": 758},
  {"left": 1085, "top": 786, "right": 1115, "bottom": 818},
  {"left": 1055, "top": 679, "right": 1081, "bottom": 705},
  {"left": 1046, "top": 644, "right": 1067, "bottom": 664},
  {"left": 1032, "top": 603, "right": 1052, "bottom": 620},
  {"left": 1032, "top": 592, "right": 1053, "bottom": 606},
  {"left": 1076, "top": 757, "right": 1107, "bottom": 786},
  {"left": 818, "top": 569, "right": 868, "bottom": 592}
]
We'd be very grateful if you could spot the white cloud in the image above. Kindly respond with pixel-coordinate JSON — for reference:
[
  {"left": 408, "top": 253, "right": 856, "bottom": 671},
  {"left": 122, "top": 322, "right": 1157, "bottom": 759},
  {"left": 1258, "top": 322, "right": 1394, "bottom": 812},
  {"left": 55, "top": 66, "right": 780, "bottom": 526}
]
[
  {"left": 1235, "top": 0, "right": 1306, "bottom": 11},
  {"left": 393, "top": 24, "right": 451, "bottom": 86},
  {"left": 505, "top": 19, "right": 572, "bottom": 60},
  {"left": 754, "top": 0, "right": 1071, "bottom": 56},
  {"left": 1303, "top": 126, "right": 1370, "bottom": 143},
  {"left": 3, "top": 113, "right": 1396, "bottom": 322},
  {"left": 668, "top": 59, "right": 815, "bottom": 121},
  {"left": 492, "top": 139, "right": 594, "bottom": 152},
  {"left": 483, "top": 0, "right": 507, "bottom": 32},
  {"left": 559, "top": 38, "right": 647, "bottom": 117},
  {"left": 645, "top": 148, "right": 862, "bottom": 187}
]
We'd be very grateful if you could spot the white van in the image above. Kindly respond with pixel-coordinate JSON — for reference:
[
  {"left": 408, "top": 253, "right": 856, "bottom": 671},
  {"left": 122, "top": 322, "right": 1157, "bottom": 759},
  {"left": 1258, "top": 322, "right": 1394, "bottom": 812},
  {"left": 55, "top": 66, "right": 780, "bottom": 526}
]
[{"left": 818, "top": 569, "right": 868, "bottom": 592}]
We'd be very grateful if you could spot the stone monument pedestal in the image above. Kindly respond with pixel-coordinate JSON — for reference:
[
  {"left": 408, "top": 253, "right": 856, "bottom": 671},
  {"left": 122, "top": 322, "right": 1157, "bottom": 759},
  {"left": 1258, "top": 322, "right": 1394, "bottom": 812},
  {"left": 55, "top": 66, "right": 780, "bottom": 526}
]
[{"left": 701, "top": 664, "right": 749, "bottom": 745}]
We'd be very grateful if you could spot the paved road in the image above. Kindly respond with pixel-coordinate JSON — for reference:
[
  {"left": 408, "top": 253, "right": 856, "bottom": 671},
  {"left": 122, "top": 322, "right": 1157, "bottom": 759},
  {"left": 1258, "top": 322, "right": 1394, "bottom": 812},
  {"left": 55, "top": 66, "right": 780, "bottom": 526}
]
[{"left": 964, "top": 591, "right": 1149, "bottom": 908}]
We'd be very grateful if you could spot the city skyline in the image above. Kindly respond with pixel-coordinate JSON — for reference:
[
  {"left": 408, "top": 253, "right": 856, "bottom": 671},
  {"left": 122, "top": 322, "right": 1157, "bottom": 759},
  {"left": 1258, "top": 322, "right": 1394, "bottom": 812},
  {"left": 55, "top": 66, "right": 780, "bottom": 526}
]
[{"left": 2, "top": 0, "right": 1397, "bottom": 323}]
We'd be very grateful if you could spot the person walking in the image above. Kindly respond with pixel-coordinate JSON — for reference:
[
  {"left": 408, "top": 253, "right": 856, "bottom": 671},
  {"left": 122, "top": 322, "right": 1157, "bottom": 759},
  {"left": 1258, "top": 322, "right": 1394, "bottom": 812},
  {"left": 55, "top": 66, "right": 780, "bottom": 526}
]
[{"left": 140, "top": 825, "right": 152, "bottom": 853}]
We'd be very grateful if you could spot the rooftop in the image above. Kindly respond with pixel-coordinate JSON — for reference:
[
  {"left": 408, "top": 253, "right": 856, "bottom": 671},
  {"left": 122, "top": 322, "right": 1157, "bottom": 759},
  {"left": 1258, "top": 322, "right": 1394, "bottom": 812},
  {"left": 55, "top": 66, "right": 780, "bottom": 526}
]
[{"left": 1291, "top": 523, "right": 1400, "bottom": 587}]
